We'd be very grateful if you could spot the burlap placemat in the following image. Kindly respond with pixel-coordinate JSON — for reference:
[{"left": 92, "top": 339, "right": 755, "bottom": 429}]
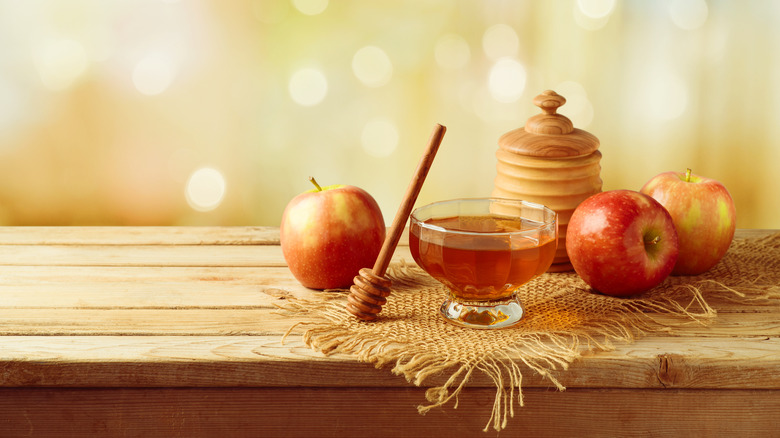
[{"left": 281, "top": 232, "right": 780, "bottom": 432}]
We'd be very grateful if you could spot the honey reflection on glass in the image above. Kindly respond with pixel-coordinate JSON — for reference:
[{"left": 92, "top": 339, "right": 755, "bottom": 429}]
[{"left": 409, "top": 198, "right": 557, "bottom": 329}]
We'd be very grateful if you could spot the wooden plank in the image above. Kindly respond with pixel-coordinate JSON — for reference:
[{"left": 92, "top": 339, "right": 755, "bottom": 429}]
[
  {"left": 0, "top": 265, "right": 288, "bottom": 284},
  {"left": 0, "top": 281, "right": 303, "bottom": 308},
  {"left": 0, "top": 244, "right": 415, "bottom": 267},
  {"left": 0, "top": 309, "right": 300, "bottom": 335},
  {"left": 0, "top": 226, "right": 281, "bottom": 245},
  {"left": 731, "top": 228, "right": 779, "bottom": 240},
  {"left": 3, "top": 279, "right": 772, "bottom": 312},
  {"left": 0, "top": 226, "right": 411, "bottom": 246},
  {"left": 0, "top": 226, "right": 765, "bottom": 246},
  {"left": 0, "top": 335, "right": 778, "bottom": 390},
  {"left": 0, "top": 266, "right": 316, "bottom": 308},
  {"left": 0, "top": 264, "right": 773, "bottom": 314},
  {"left": 0, "top": 307, "right": 777, "bottom": 336},
  {"left": 563, "top": 335, "right": 780, "bottom": 390},
  {"left": 3, "top": 277, "right": 770, "bottom": 313},
  {"left": 0, "top": 244, "right": 281, "bottom": 267},
  {"left": 0, "top": 387, "right": 777, "bottom": 437}
]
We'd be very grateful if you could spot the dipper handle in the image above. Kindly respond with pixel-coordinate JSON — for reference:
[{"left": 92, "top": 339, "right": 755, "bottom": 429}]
[{"left": 346, "top": 124, "right": 446, "bottom": 321}]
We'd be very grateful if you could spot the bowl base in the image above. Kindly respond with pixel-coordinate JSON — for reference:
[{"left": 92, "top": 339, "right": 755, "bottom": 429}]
[{"left": 439, "top": 295, "right": 523, "bottom": 329}]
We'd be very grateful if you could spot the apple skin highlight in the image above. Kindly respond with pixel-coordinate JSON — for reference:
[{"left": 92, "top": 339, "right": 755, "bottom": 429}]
[
  {"left": 640, "top": 169, "right": 736, "bottom": 275},
  {"left": 280, "top": 180, "right": 385, "bottom": 290},
  {"left": 566, "top": 190, "right": 679, "bottom": 297}
]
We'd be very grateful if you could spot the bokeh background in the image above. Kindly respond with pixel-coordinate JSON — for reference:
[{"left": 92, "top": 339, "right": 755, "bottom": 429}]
[{"left": 0, "top": 0, "right": 777, "bottom": 227}]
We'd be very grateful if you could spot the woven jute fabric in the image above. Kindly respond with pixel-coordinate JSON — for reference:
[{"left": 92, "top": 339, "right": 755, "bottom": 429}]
[{"left": 281, "top": 233, "right": 780, "bottom": 432}]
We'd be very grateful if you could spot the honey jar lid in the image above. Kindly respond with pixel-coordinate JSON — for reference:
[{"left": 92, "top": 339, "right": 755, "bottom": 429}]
[{"left": 498, "top": 90, "right": 599, "bottom": 158}]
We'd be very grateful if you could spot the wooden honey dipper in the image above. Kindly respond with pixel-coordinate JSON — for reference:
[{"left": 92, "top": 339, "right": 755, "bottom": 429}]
[{"left": 346, "top": 123, "right": 446, "bottom": 321}]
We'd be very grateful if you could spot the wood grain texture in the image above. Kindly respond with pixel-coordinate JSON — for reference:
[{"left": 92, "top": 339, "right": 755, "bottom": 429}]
[
  {"left": 0, "top": 226, "right": 411, "bottom": 246},
  {"left": 0, "top": 227, "right": 777, "bottom": 436},
  {"left": 0, "top": 226, "right": 281, "bottom": 245},
  {"left": 0, "top": 387, "right": 778, "bottom": 438},
  {"left": 0, "top": 335, "right": 778, "bottom": 389},
  {"left": 493, "top": 94, "right": 604, "bottom": 269},
  {"left": 0, "top": 308, "right": 777, "bottom": 336},
  {"left": 0, "top": 243, "right": 414, "bottom": 267}
]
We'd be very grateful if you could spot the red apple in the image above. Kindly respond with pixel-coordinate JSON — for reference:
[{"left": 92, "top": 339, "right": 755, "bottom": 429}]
[
  {"left": 640, "top": 169, "right": 736, "bottom": 275},
  {"left": 566, "top": 190, "right": 679, "bottom": 296},
  {"left": 280, "top": 177, "right": 386, "bottom": 289}
]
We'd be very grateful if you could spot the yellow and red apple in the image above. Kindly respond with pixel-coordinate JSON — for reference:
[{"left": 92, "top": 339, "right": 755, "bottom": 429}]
[
  {"left": 566, "top": 190, "right": 679, "bottom": 296},
  {"left": 280, "top": 177, "right": 386, "bottom": 289},
  {"left": 640, "top": 169, "right": 736, "bottom": 275}
]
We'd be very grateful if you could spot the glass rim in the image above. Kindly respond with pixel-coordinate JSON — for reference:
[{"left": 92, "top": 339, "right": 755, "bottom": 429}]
[{"left": 409, "top": 197, "right": 558, "bottom": 237}]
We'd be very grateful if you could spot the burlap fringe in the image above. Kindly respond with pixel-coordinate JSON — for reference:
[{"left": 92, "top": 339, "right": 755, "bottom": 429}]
[{"left": 278, "top": 233, "right": 780, "bottom": 432}]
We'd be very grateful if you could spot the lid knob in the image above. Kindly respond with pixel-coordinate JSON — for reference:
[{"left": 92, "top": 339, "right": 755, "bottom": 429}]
[{"left": 525, "top": 90, "right": 574, "bottom": 135}]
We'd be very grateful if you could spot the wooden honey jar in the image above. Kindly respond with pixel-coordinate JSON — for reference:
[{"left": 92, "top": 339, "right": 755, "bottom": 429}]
[{"left": 492, "top": 90, "right": 602, "bottom": 272}]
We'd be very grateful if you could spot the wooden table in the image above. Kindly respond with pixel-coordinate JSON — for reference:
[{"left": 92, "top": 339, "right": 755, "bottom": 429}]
[{"left": 0, "top": 227, "right": 778, "bottom": 437}]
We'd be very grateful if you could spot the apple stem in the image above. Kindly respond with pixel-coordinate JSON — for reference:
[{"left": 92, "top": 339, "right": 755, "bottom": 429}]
[
  {"left": 685, "top": 168, "right": 692, "bottom": 182},
  {"left": 645, "top": 235, "right": 661, "bottom": 246},
  {"left": 308, "top": 176, "right": 323, "bottom": 192}
]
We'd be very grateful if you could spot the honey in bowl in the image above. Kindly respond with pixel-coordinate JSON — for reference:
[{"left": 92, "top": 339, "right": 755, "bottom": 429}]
[
  {"left": 410, "top": 215, "right": 556, "bottom": 300},
  {"left": 409, "top": 198, "right": 558, "bottom": 329}
]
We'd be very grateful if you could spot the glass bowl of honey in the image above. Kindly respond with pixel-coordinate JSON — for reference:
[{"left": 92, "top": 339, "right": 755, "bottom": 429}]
[{"left": 409, "top": 198, "right": 558, "bottom": 329}]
